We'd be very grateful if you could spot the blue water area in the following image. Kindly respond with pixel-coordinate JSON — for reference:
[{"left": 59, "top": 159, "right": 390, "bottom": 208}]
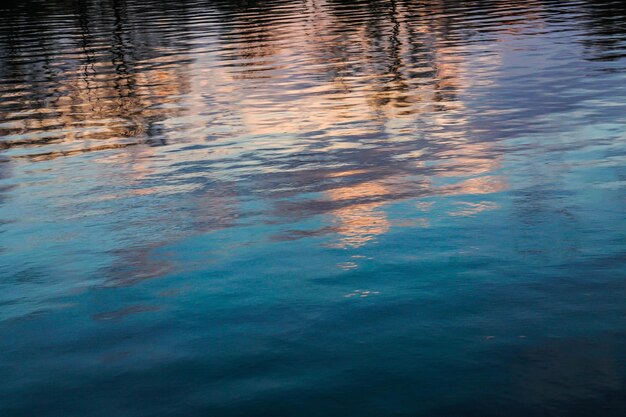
[{"left": 1, "top": 0, "right": 626, "bottom": 415}]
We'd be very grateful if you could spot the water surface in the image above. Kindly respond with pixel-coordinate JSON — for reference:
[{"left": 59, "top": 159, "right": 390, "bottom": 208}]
[{"left": 1, "top": 0, "right": 626, "bottom": 415}]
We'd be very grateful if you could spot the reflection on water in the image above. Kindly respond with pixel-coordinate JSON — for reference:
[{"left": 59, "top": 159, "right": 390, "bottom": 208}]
[{"left": 1, "top": 0, "right": 626, "bottom": 416}]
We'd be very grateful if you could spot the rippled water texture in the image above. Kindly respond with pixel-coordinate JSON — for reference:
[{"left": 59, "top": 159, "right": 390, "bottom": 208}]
[{"left": 1, "top": 0, "right": 626, "bottom": 415}]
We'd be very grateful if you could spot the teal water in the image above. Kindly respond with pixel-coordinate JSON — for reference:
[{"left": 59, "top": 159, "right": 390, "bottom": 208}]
[{"left": 1, "top": 0, "right": 626, "bottom": 415}]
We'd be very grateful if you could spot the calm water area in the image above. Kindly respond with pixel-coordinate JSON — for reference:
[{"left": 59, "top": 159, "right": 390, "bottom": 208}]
[{"left": 1, "top": 0, "right": 626, "bottom": 415}]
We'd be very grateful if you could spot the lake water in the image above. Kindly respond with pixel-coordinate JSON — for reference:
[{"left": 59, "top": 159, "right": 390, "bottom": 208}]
[{"left": 1, "top": 0, "right": 626, "bottom": 415}]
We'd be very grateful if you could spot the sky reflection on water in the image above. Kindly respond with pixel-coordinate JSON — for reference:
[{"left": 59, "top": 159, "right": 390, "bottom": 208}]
[{"left": 1, "top": 0, "right": 626, "bottom": 416}]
